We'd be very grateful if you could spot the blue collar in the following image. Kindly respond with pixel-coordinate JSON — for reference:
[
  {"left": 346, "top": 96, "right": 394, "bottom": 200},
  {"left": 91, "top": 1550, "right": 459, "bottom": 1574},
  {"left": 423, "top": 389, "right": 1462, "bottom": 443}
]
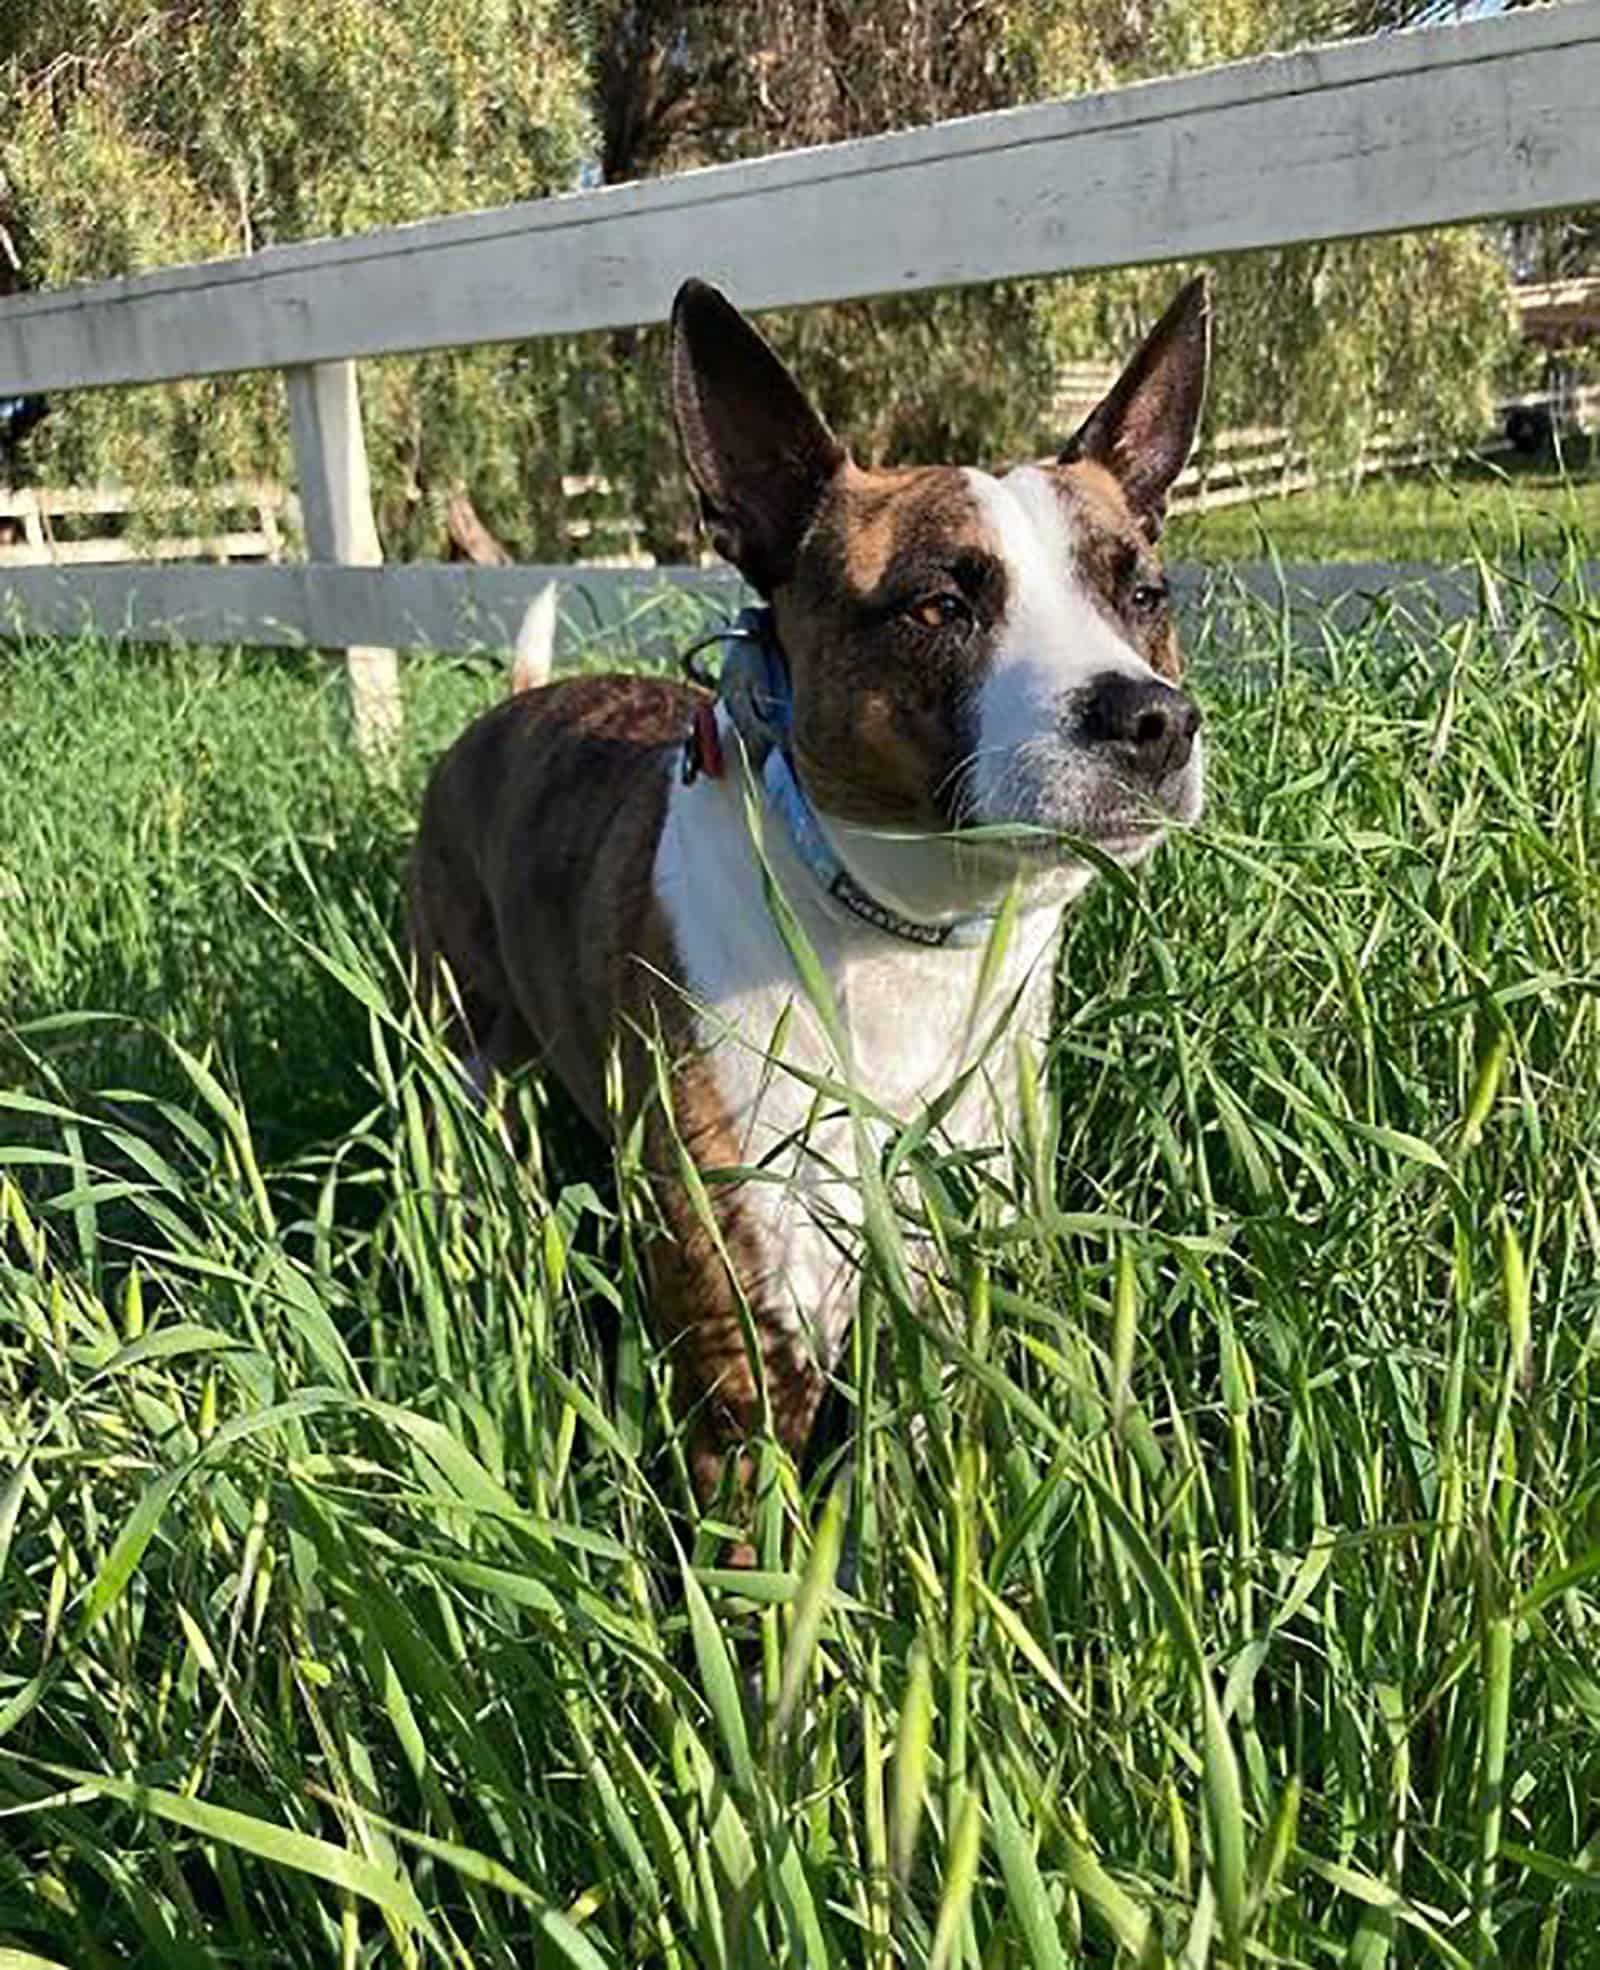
[{"left": 697, "top": 607, "right": 1003, "bottom": 951}]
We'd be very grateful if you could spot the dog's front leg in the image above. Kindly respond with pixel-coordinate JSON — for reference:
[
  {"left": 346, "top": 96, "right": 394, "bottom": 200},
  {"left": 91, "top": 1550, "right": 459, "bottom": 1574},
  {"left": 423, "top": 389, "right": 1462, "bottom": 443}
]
[{"left": 644, "top": 1158, "right": 829, "bottom": 1564}]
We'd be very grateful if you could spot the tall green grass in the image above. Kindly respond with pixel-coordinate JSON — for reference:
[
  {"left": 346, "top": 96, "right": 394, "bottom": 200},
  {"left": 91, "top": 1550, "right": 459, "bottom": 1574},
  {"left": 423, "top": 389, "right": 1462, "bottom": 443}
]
[{"left": 2, "top": 567, "right": 1599, "bottom": 1967}]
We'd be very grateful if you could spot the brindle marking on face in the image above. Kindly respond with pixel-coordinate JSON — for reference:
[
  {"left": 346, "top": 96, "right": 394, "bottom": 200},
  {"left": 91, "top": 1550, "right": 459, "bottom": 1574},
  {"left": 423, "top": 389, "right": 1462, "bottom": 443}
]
[
  {"left": 773, "top": 461, "right": 1008, "bottom": 831},
  {"left": 1052, "top": 458, "right": 1185, "bottom": 683}
]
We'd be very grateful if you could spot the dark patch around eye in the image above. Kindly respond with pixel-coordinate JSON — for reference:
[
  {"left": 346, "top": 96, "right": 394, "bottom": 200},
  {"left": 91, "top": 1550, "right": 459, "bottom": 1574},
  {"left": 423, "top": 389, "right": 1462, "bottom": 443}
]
[
  {"left": 873, "top": 549, "right": 1003, "bottom": 629},
  {"left": 1054, "top": 455, "right": 1187, "bottom": 680},
  {"left": 948, "top": 550, "right": 1003, "bottom": 602},
  {"left": 1110, "top": 541, "right": 1141, "bottom": 590},
  {"left": 905, "top": 593, "right": 970, "bottom": 631}
]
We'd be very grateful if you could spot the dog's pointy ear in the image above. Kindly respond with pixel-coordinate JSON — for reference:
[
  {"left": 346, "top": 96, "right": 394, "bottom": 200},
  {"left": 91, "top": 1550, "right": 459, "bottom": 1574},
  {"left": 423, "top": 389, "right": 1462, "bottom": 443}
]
[
  {"left": 1059, "top": 276, "right": 1211, "bottom": 541},
  {"left": 671, "top": 279, "right": 846, "bottom": 592}
]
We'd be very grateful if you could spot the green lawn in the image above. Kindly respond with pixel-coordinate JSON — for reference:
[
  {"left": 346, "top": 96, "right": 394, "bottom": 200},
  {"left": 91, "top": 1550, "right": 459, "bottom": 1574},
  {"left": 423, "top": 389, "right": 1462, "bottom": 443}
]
[
  {"left": 2, "top": 573, "right": 1600, "bottom": 1967},
  {"left": 1170, "top": 433, "right": 1600, "bottom": 562}
]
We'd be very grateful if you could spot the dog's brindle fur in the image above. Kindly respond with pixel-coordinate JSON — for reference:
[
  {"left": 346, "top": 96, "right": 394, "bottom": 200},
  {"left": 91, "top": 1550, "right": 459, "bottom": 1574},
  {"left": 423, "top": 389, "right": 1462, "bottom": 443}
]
[{"left": 409, "top": 278, "right": 1210, "bottom": 1529}]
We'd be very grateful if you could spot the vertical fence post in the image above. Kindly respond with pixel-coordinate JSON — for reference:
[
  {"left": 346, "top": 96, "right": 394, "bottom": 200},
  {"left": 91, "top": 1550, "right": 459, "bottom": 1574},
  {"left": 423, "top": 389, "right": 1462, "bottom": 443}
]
[
  {"left": 20, "top": 489, "right": 49, "bottom": 564},
  {"left": 283, "top": 359, "right": 400, "bottom": 755}
]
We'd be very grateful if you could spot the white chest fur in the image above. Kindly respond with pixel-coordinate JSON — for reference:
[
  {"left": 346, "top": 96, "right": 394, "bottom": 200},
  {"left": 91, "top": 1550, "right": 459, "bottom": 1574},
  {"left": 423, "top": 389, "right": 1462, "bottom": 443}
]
[{"left": 652, "top": 758, "right": 1068, "bottom": 1381}]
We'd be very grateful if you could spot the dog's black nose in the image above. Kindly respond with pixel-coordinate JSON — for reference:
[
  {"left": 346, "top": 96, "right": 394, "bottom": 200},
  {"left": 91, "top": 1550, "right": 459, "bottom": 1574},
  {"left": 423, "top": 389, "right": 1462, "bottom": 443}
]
[{"left": 1077, "top": 672, "right": 1201, "bottom": 779}]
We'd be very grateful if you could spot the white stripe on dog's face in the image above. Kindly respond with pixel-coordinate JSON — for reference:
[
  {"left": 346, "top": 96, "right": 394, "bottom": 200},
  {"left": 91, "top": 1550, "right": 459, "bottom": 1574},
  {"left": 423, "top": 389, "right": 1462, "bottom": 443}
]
[
  {"left": 967, "top": 464, "right": 1147, "bottom": 753},
  {"left": 962, "top": 463, "right": 1204, "bottom": 852}
]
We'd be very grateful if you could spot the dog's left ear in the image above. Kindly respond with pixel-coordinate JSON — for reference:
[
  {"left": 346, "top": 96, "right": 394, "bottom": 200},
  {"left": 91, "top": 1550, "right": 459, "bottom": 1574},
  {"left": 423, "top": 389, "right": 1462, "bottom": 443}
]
[
  {"left": 671, "top": 279, "right": 846, "bottom": 592},
  {"left": 1059, "top": 276, "right": 1211, "bottom": 541}
]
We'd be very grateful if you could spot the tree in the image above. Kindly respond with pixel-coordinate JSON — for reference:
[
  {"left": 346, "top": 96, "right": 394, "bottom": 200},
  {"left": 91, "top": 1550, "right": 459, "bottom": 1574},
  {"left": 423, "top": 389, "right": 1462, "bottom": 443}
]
[
  {"left": 580, "top": 0, "right": 1059, "bottom": 561},
  {"left": 0, "top": 0, "right": 593, "bottom": 552}
]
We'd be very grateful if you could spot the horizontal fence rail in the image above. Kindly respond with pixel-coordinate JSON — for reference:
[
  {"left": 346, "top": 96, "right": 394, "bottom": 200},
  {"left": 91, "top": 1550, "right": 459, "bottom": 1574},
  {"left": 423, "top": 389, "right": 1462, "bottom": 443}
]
[
  {"left": 1516, "top": 272, "right": 1600, "bottom": 340},
  {"left": 4, "top": 560, "right": 1596, "bottom": 669},
  {"left": 2, "top": 3, "right": 1599, "bottom": 392},
  {"left": 0, "top": 481, "right": 294, "bottom": 567}
]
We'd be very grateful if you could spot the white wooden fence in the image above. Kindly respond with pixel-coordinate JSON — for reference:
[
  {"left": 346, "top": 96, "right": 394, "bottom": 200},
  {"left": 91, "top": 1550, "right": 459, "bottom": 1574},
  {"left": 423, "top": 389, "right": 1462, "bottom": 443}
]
[
  {"left": 2, "top": 0, "right": 1599, "bottom": 741},
  {"left": 1517, "top": 273, "right": 1600, "bottom": 342},
  {"left": 0, "top": 482, "right": 293, "bottom": 568}
]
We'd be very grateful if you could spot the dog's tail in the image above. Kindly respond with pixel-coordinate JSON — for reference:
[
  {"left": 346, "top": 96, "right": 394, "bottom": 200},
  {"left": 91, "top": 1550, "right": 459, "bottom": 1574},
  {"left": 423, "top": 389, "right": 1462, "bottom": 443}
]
[{"left": 508, "top": 581, "right": 558, "bottom": 695}]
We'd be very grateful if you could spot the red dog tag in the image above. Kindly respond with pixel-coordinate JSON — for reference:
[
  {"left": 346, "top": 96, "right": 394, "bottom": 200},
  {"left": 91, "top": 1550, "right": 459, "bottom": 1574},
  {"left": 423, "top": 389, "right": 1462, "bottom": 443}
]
[{"left": 682, "top": 697, "right": 724, "bottom": 784}]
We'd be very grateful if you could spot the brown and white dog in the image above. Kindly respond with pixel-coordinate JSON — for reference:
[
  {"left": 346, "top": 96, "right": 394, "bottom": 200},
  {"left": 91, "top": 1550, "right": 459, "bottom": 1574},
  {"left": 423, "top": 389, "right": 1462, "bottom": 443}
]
[{"left": 409, "top": 276, "right": 1209, "bottom": 1528}]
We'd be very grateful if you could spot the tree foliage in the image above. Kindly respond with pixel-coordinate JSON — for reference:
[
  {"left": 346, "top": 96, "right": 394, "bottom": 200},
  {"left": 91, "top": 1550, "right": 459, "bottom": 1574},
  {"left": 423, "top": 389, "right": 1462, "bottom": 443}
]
[
  {"left": 1011, "top": 0, "right": 1513, "bottom": 458},
  {"left": 1, "top": 0, "right": 1519, "bottom": 559},
  {"left": 581, "top": 0, "right": 1062, "bottom": 557},
  {"left": 0, "top": 0, "right": 592, "bottom": 551}
]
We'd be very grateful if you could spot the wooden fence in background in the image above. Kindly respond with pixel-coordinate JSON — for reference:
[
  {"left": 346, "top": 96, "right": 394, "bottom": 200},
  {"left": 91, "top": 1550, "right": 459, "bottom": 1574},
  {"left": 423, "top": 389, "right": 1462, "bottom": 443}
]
[
  {"left": 9, "top": 374, "right": 1595, "bottom": 574},
  {"left": 0, "top": 482, "right": 293, "bottom": 568},
  {"left": 2, "top": 0, "right": 1599, "bottom": 741},
  {"left": 1517, "top": 273, "right": 1600, "bottom": 343}
]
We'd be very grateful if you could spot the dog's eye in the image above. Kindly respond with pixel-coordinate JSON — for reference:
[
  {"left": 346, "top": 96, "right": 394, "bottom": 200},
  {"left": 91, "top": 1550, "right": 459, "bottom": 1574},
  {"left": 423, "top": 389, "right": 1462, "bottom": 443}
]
[
  {"left": 1130, "top": 581, "right": 1167, "bottom": 615},
  {"left": 905, "top": 593, "right": 971, "bottom": 632}
]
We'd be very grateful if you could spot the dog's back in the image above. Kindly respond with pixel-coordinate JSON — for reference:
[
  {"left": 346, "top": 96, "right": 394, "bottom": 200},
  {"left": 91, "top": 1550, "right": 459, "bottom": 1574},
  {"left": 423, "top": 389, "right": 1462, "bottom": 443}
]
[{"left": 408, "top": 672, "right": 694, "bottom": 1125}]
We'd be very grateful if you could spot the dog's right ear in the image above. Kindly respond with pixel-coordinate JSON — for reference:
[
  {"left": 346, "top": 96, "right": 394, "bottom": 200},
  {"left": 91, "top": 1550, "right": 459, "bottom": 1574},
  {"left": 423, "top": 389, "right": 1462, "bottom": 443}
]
[
  {"left": 671, "top": 279, "right": 845, "bottom": 593},
  {"left": 1058, "top": 277, "right": 1211, "bottom": 542}
]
